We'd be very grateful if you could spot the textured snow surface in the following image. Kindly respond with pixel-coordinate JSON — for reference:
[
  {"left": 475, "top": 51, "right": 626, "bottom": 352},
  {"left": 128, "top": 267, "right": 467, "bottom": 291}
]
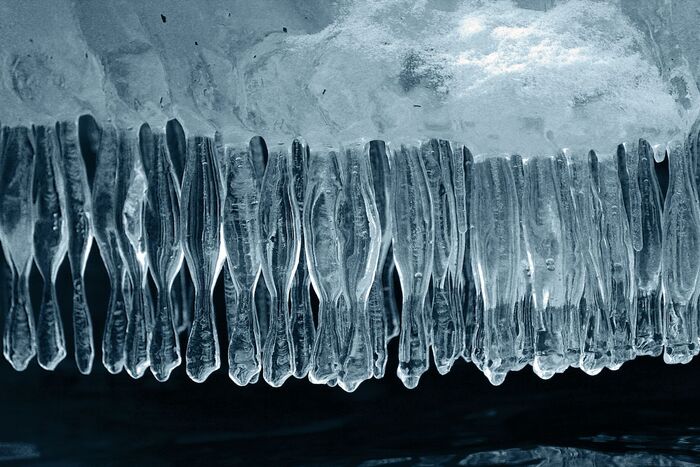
[{"left": 0, "top": 0, "right": 698, "bottom": 153}]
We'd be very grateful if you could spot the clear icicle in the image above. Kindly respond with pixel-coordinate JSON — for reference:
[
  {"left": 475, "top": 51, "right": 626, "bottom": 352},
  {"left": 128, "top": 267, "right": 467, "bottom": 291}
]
[
  {"left": 420, "top": 140, "right": 459, "bottom": 375},
  {"left": 524, "top": 156, "right": 566, "bottom": 379},
  {"left": 470, "top": 157, "right": 519, "bottom": 385},
  {"left": 337, "top": 143, "right": 381, "bottom": 392},
  {"left": 223, "top": 144, "right": 263, "bottom": 385},
  {"left": 598, "top": 155, "right": 636, "bottom": 369},
  {"left": 165, "top": 119, "right": 192, "bottom": 335},
  {"left": 141, "top": 124, "right": 183, "bottom": 381},
  {"left": 661, "top": 140, "right": 700, "bottom": 364},
  {"left": 93, "top": 124, "right": 128, "bottom": 373},
  {"left": 181, "top": 136, "right": 223, "bottom": 382},
  {"left": 121, "top": 139, "right": 151, "bottom": 379},
  {"left": 460, "top": 146, "right": 479, "bottom": 363},
  {"left": 56, "top": 120, "right": 94, "bottom": 374},
  {"left": 258, "top": 143, "right": 300, "bottom": 387},
  {"left": 554, "top": 151, "right": 586, "bottom": 370},
  {"left": 305, "top": 148, "right": 345, "bottom": 385},
  {"left": 367, "top": 140, "right": 393, "bottom": 378},
  {"left": 573, "top": 152, "right": 613, "bottom": 375},
  {"left": 509, "top": 154, "right": 535, "bottom": 370},
  {"left": 32, "top": 125, "right": 67, "bottom": 370},
  {"left": 0, "top": 126, "right": 36, "bottom": 371},
  {"left": 634, "top": 139, "right": 664, "bottom": 357},
  {"left": 391, "top": 144, "right": 433, "bottom": 389},
  {"left": 289, "top": 138, "right": 315, "bottom": 379}
]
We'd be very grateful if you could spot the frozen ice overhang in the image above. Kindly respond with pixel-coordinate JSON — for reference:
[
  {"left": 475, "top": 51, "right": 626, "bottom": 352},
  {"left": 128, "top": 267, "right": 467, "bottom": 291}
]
[{"left": 0, "top": 0, "right": 698, "bottom": 154}]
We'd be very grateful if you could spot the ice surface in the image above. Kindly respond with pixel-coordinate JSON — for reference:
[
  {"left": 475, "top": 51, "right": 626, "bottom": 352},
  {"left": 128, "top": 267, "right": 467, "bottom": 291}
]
[{"left": 0, "top": 1, "right": 698, "bottom": 151}]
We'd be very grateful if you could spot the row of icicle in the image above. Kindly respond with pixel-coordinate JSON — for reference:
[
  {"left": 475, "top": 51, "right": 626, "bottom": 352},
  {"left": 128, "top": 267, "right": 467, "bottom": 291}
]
[{"left": 0, "top": 116, "right": 699, "bottom": 390}]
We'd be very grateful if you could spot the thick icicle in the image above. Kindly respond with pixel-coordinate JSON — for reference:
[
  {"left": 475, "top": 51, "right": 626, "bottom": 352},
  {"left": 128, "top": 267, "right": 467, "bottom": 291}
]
[
  {"left": 141, "top": 124, "right": 183, "bottom": 381},
  {"left": 119, "top": 135, "right": 151, "bottom": 379},
  {"left": 460, "top": 146, "right": 479, "bottom": 363},
  {"left": 420, "top": 140, "right": 459, "bottom": 374},
  {"left": 661, "top": 140, "right": 700, "bottom": 364},
  {"left": 617, "top": 144, "right": 644, "bottom": 252},
  {"left": 92, "top": 124, "right": 128, "bottom": 374},
  {"left": 366, "top": 140, "right": 393, "bottom": 378},
  {"left": 0, "top": 126, "right": 36, "bottom": 370},
  {"left": 509, "top": 154, "right": 535, "bottom": 370},
  {"left": 32, "top": 125, "right": 67, "bottom": 370},
  {"left": 391, "top": 144, "right": 433, "bottom": 389},
  {"left": 56, "top": 120, "right": 94, "bottom": 374},
  {"left": 305, "top": 148, "right": 345, "bottom": 385},
  {"left": 289, "top": 138, "right": 315, "bottom": 379},
  {"left": 634, "top": 140, "right": 664, "bottom": 356},
  {"left": 250, "top": 136, "right": 271, "bottom": 350},
  {"left": 165, "top": 118, "right": 192, "bottom": 335},
  {"left": 337, "top": 143, "right": 381, "bottom": 392},
  {"left": 573, "top": 152, "right": 613, "bottom": 375},
  {"left": 598, "top": 154, "right": 636, "bottom": 369},
  {"left": 524, "top": 156, "right": 566, "bottom": 379},
  {"left": 258, "top": 143, "right": 300, "bottom": 387},
  {"left": 470, "top": 156, "right": 519, "bottom": 385},
  {"left": 181, "top": 136, "right": 223, "bottom": 382},
  {"left": 222, "top": 144, "right": 263, "bottom": 385},
  {"left": 554, "top": 151, "right": 585, "bottom": 369}
]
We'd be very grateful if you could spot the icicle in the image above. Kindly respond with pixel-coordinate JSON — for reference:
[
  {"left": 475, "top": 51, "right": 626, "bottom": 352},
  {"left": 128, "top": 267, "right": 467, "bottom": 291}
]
[
  {"left": 509, "top": 154, "right": 534, "bottom": 370},
  {"left": 165, "top": 119, "right": 192, "bottom": 335},
  {"left": 305, "top": 147, "right": 344, "bottom": 385},
  {"left": 634, "top": 139, "right": 663, "bottom": 357},
  {"left": 32, "top": 125, "right": 67, "bottom": 370},
  {"left": 92, "top": 124, "right": 128, "bottom": 373},
  {"left": 661, "top": 140, "right": 700, "bottom": 364},
  {"left": 392, "top": 144, "right": 433, "bottom": 389},
  {"left": 120, "top": 134, "right": 151, "bottom": 379},
  {"left": 524, "top": 156, "right": 566, "bottom": 379},
  {"left": 471, "top": 156, "right": 520, "bottom": 385},
  {"left": 598, "top": 154, "right": 636, "bottom": 369},
  {"left": 141, "top": 124, "right": 183, "bottom": 381},
  {"left": 222, "top": 144, "right": 263, "bottom": 385},
  {"left": 366, "top": 140, "right": 393, "bottom": 378},
  {"left": 56, "top": 120, "right": 94, "bottom": 374},
  {"left": 0, "top": 126, "right": 36, "bottom": 370},
  {"left": 336, "top": 143, "right": 381, "bottom": 392},
  {"left": 554, "top": 151, "right": 585, "bottom": 370},
  {"left": 288, "top": 138, "right": 315, "bottom": 379},
  {"left": 420, "top": 140, "right": 459, "bottom": 375},
  {"left": 258, "top": 143, "right": 299, "bottom": 387},
  {"left": 181, "top": 136, "right": 223, "bottom": 382}
]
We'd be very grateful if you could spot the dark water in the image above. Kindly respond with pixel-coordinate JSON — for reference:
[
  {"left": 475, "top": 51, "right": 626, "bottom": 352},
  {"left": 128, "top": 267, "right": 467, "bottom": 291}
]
[{"left": 2, "top": 251, "right": 700, "bottom": 466}]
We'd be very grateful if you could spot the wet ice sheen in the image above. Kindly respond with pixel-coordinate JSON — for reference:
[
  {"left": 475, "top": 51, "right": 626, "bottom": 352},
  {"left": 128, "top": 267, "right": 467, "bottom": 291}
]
[{"left": 2, "top": 116, "right": 700, "bottom": 392}]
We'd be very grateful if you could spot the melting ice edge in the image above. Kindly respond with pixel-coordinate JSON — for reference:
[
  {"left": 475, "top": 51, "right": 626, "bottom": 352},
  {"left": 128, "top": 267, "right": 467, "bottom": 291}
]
[{"left": 0, "top": 116, "right": 699, "bottom": 392}]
